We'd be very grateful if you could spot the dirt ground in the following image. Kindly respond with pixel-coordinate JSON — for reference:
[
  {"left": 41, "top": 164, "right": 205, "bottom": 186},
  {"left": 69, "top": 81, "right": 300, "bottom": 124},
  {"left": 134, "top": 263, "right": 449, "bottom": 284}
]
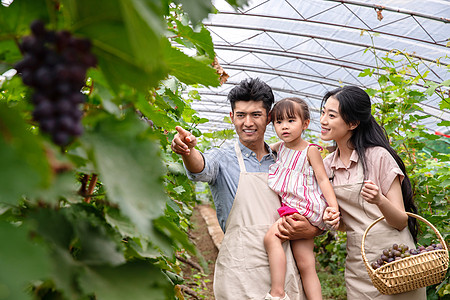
[{"left": 179, "top": 204, "right": 218, "bottom": 299}]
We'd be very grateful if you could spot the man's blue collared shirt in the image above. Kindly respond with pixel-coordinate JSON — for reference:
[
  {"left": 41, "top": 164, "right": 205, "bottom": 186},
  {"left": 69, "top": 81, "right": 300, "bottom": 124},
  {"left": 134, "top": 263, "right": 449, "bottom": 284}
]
[{"left": 186, "top": 140, "right": 276, "bottom": 232}]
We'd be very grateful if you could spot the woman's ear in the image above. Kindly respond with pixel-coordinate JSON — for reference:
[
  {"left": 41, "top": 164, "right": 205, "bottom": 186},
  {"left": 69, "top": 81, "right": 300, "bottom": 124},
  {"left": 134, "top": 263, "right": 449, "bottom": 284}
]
[{"left": 349, "top": 121, "right": 360, "bottom": 130}]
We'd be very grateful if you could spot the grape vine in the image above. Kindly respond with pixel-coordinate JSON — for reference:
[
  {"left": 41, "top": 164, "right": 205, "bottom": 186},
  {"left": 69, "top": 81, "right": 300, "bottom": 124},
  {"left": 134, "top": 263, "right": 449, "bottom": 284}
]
[{"left": 15, "top": 20, "right": 97, "bottom": 146}]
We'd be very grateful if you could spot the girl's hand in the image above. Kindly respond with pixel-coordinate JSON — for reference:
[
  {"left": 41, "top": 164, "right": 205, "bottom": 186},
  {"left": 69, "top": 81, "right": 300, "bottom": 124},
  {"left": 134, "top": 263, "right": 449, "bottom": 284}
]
[
  {"left": 361, "top": 180, "right": 382, "bottom": 205},
  {"left": 323, "top": 207, "right": 340, "bottom": 230}
]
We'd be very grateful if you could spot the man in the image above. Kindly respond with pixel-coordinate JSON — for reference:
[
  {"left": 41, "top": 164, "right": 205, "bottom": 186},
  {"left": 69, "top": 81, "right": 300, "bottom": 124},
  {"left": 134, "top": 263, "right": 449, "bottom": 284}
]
[{"left": 171, "top": 78, "right": 321, "bottom": 299}]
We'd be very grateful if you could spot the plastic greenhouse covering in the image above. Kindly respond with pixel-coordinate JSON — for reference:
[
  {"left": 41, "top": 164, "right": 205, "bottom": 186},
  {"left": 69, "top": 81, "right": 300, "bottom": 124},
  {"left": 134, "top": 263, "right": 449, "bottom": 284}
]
[{"left": 187, "top": 0, "right": 450, "bottom": 141}]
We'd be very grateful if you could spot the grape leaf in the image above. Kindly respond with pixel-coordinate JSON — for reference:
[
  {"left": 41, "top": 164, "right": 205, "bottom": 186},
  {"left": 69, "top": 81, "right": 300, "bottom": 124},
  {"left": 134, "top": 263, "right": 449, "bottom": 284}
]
[
  {"left": 0, "top": 103, "right": 51, "bottom": 204},
  {"left": 0, "top": 221, "right": 50, "bottom": 300},
  {"left": 163, "top": 39, "right": 220, "bottom": 87},
  {"left": 79, "top": 262, "right": 172, "bottom": 300},
  {"left": 81, "top": 113, "right": 168, "bottom": 236}
]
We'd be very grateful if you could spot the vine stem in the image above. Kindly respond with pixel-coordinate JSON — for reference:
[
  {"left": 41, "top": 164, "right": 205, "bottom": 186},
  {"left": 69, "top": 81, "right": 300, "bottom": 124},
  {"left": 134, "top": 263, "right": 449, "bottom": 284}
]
[
  {"left": 393, "top": 48, "right": 447, "bottom": 103},
  {"left": 84, "top": 174, "right": 98, "bottom": 203}
]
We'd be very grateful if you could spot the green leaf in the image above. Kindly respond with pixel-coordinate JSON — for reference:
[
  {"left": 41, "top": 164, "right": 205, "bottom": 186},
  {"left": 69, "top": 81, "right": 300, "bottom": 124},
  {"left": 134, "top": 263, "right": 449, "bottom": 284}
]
[
  {"left": 441, "top": 79, "right": 450, "bottom": 86},
  {"left": 0, "top": 40, "right": 22, "bottom": 66},
  {"left": 358, "top": 68, "right": 373, "bottom": 77},
  {"left": 79, "top": 262, "right": 172, "bottom": 300},
  {"left": 0, "top": 221, "right": 50, "bottom": 300},
  {"left": 61, "top": 0, "right": 168, "bottom": 93},
  {"left": 31, "top": 208, "right": 74, "bottom": 249},
  {"left": 75, "top": 219, "right": 126, "bottom": 266},
  {"left": 0, "top": 104, "right": 51, "bottom": 204},
  {"left": 153, "top": 215, "right": 195, "bottom": 253},
  {"left": 437, "top": 120, "right": 450, "bottom": 126},
  {"left": 82, "top": 113, "right": 168, "bottom": 236},
  {"left": 104, "top": 206, "right": 140, "bottom": 238},
  {"left": 378, "top": 75, "right": 388, "bottom": 86},
  {"left": 174, "top": 20, "right": 215, "bottom": 58},
  {"left": 0, "top": 0, "right": 49, "bottom": 36},
  {"left": 174, "top": 0, "right": 214, "bottom": 25},
  {"left": 163, "top": 39, "right": 220, "bottom": 87}
]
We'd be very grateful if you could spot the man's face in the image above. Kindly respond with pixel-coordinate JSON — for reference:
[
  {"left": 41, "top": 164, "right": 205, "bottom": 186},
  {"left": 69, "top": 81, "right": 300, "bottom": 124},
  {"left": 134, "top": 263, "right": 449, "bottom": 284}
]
[{"left": 230, "top": 100, "right": 269, "bottom": 149}]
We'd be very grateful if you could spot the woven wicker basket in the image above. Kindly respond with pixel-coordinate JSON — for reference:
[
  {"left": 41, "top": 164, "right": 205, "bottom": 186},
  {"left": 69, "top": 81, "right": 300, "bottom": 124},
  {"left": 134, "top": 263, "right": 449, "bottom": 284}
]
[{"left": 361, "top": 212, "right": 449, "bottom": 295}]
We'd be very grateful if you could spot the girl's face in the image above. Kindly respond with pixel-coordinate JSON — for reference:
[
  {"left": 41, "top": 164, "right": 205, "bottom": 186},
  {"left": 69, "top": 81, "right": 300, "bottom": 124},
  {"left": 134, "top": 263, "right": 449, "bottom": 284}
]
[
  {"left": 273, "top": 107, "right": 309, "bottom": 147},
  {"left": 320, "top": 97, "right": 356, "bottom": 145}
]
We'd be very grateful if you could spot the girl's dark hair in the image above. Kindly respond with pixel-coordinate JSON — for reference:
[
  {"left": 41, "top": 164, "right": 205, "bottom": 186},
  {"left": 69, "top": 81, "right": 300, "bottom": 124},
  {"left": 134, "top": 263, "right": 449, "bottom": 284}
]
[
  {"left": 228, "top": 78, "right": 274, "bottom": 116},
  {"left": 271, "top": 97, "right": 310, "bottom": 123},
  {"left": 321, "top": 86, "right": 418, "bottom": 242}
]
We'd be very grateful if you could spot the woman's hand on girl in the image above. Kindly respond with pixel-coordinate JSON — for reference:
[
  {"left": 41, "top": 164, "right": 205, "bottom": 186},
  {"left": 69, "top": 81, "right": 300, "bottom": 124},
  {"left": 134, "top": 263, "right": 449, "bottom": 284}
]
[
  {"left": 323, "top": 207, "right": 340, "bottom": 230},
  {"left": 361, "top": 180, "right": 382, "bottom": 205}
]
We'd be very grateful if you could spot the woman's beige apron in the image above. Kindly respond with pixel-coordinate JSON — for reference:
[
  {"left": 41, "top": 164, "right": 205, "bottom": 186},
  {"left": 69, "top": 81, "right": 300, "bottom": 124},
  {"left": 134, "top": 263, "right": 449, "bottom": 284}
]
[
  {"left": 333, "top": 162, "right": 426, "bottom": 299},
  {"left": 213, "top": 142, "right": 306, "bottom": 299}
]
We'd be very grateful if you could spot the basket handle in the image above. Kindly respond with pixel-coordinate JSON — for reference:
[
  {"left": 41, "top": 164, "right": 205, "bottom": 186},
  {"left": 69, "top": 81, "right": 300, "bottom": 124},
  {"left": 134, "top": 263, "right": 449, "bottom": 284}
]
[{"left": 361, "top": 212, "right": 448, "bottom": 269}]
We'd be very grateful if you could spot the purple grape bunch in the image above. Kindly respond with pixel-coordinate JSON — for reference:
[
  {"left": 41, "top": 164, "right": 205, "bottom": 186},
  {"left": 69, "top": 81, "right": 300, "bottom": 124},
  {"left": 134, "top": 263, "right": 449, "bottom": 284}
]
[
  {"left": 371, "top": 242, "right": 444, "bottom": 270},
  {"left": 15, "top": 20, "right": 97, "bottom": 146}
]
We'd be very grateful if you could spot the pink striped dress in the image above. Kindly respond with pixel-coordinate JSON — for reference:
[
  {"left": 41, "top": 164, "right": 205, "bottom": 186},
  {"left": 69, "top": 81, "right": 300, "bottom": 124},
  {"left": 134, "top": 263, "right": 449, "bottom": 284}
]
[{"left": 268, "top": 142, "right": 328, "bottom": 230}]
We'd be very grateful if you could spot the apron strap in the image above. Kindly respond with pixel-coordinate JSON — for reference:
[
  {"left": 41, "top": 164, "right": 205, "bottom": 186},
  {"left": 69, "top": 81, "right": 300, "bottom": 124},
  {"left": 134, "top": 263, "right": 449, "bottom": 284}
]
[{"left": 235, "top": 141, "right": 246, "bottom": 172}]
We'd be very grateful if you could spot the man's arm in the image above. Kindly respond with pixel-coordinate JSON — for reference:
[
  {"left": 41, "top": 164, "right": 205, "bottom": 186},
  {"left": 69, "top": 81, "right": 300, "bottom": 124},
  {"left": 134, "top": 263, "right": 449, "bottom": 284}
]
[
  {"left": 171, "top": 126, "right": 204, "bottom": 173},
  {"left": 276, "top": 214, "right": 323, "bottom": 241}
]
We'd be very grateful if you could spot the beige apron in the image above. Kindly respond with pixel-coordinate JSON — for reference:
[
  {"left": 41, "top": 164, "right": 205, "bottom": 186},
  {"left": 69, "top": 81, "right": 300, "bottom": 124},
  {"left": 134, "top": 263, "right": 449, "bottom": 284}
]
[
  {"left": 213, "top": 142, "right": 306, "bottom": 299},
  {"left": 333, "top": 162, "right": 426, "bottom": 299}
]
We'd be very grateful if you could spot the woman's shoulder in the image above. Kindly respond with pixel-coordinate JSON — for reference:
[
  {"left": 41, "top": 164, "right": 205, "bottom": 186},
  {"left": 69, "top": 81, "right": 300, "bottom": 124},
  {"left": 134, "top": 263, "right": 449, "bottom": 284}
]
[
  {"left": 365, "top": 146, "right": 401, "bottom": 172},
  {"left": 365, "top": 146, "right": 393, "bottom": 161}
]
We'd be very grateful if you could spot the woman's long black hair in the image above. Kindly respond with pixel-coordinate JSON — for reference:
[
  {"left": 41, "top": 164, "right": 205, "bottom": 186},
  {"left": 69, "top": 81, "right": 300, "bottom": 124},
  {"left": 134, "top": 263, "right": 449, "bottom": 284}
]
[{"left": 321, "top": 86, "right": 418, "bottom": 242}]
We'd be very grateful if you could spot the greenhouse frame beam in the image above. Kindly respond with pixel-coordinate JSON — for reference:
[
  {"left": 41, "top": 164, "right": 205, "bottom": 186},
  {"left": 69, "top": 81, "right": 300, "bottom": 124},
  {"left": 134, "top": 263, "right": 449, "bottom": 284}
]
[
  {"left": 213, "top": 44, "right": 373, "bottom": 71},
  {"left": 205, "top": 23, "right": 441, "bottom": 65},
  {"left": 326, "top": 0, "right": 450, "bottom": 23},
  {"left": 222, "top": 64, "right": 358, "bottom": 88},
  {"left": 212, "top": 11, "right": 447, "bottom": 47}
]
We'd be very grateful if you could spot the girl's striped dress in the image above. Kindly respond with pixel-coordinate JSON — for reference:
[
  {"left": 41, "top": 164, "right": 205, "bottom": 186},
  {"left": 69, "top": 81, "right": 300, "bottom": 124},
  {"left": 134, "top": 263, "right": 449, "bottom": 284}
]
[{"left": 268, "top": 142, "right": 328, "bottom": 230}]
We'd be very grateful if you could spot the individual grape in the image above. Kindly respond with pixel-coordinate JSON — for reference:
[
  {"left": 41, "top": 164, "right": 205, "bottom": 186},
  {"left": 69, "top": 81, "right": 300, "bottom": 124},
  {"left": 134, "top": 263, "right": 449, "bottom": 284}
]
[
  {"left": 40, "top": 119, "right": 56, "bottom": 133},
  {"left": 33, "top": 100, "right": 53, "bottom": 120},
  {"left": 30, "top": 20, "right": 46, "bottom": 37},
  {"left": 371, "top": 262, "right": 380, "bottom": 269},
  {"left": 52, "top": 131, "right": 70, "bottom": 146},
  {"left": 57, "top": 115, "right": 74, "bottom": 131},
  {"left": 35, "top": 67, "right": 54, "bottom": 87},
  {"left": 371, "top": 241, "right": 443, "bottom": 269},
  {"left": 15, "top": 19, "right": 97, "bottom": 146}
]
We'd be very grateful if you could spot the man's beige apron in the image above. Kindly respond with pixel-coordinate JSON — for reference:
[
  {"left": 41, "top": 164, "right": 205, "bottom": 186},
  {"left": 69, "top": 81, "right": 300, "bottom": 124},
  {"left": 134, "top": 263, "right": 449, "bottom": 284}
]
[
  {"left": 213, "top": 142, "right": 306, "bottom": 299},
  {"left": 333, "top": 162, "right": 426, "bottom": 299}
]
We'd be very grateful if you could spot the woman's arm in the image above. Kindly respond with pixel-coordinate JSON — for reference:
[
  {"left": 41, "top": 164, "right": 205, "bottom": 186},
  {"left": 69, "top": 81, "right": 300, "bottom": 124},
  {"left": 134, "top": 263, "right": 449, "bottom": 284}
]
[
  {"left": 308, "top": 146, "right": 339, "bottom": 211},
  {"left": 361, "top": 178, "right": 408, "bottom": 230}
]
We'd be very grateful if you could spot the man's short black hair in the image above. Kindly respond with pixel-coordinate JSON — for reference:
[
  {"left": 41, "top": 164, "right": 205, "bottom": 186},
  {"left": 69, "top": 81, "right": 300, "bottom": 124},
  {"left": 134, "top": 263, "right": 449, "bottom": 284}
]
[{"left": 227, "top": 78, "right": 274, "bottom": 115}]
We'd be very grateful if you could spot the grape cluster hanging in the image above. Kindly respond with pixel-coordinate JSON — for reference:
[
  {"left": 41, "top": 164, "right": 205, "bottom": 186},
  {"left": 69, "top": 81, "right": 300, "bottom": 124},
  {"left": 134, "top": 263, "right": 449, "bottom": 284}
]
[{"left": 15, "top": 20, "right": 97, "bottom": 146}]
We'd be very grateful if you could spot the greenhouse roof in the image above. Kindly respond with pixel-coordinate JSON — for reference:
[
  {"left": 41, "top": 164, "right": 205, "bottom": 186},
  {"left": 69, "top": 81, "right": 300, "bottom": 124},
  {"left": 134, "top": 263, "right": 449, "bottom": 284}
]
[{"left": 191, "top": 0, "right": 450, "bottom": 140}]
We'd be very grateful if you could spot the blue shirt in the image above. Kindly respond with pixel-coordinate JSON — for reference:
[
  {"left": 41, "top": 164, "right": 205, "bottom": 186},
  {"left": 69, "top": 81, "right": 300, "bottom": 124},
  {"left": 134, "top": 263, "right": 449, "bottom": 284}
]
[{"left": 186, "top": 140, "right": 276, "bottom": 232}]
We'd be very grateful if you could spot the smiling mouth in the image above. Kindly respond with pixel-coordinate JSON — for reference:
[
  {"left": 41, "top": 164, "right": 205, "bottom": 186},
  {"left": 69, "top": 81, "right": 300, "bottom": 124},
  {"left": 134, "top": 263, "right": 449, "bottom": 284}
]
[{"left": 243, "top": 129, "right": 256, "bottom": 134}]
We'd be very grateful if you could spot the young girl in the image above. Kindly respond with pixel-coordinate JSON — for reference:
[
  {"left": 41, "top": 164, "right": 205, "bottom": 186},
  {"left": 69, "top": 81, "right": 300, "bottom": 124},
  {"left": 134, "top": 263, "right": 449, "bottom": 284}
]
[
  {"left": 321, "top": 86, "right": 426, "bottom": 299},
  {"left": 264, "top": 97, "right": 340, "bottom": 300}
]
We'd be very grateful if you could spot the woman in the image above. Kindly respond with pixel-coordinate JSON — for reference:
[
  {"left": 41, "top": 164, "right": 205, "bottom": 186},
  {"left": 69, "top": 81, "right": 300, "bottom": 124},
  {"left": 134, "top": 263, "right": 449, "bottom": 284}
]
[{"left": 321, "top": 86, "right": 426, "bottom": 299}]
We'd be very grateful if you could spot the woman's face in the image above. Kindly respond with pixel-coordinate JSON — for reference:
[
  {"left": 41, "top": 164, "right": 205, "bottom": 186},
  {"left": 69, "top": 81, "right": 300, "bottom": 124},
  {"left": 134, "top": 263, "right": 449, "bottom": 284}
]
[{"left": 320, "top": 96, "right": 355, "bottom": 144}]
